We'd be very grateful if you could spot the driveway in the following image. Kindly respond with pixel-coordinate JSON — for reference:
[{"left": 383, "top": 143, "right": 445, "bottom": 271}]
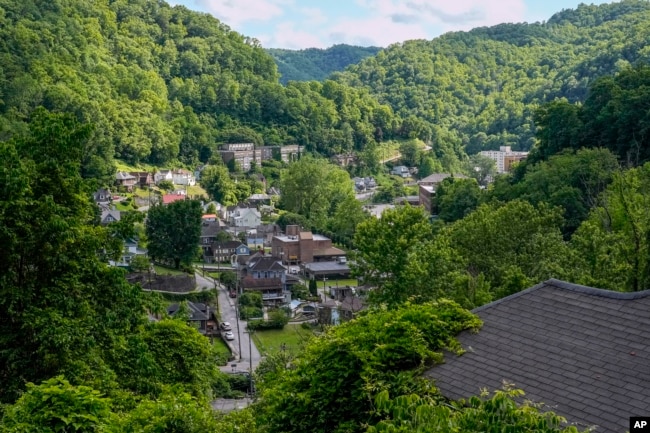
[{"left": 195, "top": 272, "right": 262, "bottom": 373}]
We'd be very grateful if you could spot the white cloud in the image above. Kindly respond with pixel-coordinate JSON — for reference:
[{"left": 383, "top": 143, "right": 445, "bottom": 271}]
[
  {"left": 262, "top": 22, "right": 328, "bottom": 49},
  {"left": 340, "top": 0, "right": 526, "bottom": 46},
  {"left": 328, "top": 16, "right": 430, "bottom": 47},
  {"left": 193, "top": 0, "right": 293, "bottom": 27}
]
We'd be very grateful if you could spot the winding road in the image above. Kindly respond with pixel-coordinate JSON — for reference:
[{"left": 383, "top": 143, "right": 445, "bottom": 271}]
[{"left": 195, "top": 272, "right": 262, "bottom": 374}]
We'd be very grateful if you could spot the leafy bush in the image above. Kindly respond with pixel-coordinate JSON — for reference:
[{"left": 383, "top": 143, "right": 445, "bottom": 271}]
[
  {"left": 247, "top": 310, "right": 289, "bottom": 331},
  {"left": 239, "top": 292, "right": 263, "bottom": 308},
  {"left": 240, "top": 306, "right": 264, "bottom": 320}
]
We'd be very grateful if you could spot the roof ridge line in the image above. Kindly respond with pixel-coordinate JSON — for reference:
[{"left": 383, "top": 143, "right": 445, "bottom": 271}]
[{"left": 471, "top": 279, "right": 650, "bottom": 313}]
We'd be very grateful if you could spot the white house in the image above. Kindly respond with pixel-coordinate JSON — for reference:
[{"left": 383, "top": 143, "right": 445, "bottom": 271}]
[
  {"left": 154, "top": 170, "right": 173, "bottom": 185},
  {"left": 391, "top": 166, "right": 410, "bottom": 178},
  {"left": 232, "top": 207, "right": 261, "bottom": 228},
  {"left": 172, "top": 169, "right": 196, "bottom": 186}
]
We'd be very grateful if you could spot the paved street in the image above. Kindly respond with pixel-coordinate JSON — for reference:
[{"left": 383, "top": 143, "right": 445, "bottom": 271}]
[{"left": 195, "top": 272, "right": 262, "bottom": 373}]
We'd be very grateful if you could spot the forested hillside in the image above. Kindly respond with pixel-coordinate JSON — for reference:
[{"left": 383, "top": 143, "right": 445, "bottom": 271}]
[
  {"left": 267, "top": 44, "right": 381, "bottom": 84},
  {"left": 0, "top": 0, "right": 400, "bottom": 184},
  {"left": 333, "top": 0, "right": 650, "bottom": 155}
]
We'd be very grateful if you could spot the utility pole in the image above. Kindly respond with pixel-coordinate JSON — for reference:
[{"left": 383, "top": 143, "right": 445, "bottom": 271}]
[
  {"left": 235, "top": 301, "right": 242, "bottom": 361},
  {"left": 247, "top": 328, "right": 254, "bottom": 396}
]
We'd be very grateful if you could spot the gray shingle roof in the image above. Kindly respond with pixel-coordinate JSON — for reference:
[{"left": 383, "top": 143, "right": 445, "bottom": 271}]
[{"left": 425, "top": 279, "right": 650, "bottom": 432}]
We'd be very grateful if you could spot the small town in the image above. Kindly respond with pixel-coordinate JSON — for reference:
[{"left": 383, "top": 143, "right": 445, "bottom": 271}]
[{"left": 0, "top": 0, "right": 649, "bottom": 432}]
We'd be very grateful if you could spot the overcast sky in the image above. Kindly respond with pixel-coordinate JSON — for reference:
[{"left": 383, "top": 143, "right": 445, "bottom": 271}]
[{"left": 168, "top": 0, "right": 617, "bottom": 49}]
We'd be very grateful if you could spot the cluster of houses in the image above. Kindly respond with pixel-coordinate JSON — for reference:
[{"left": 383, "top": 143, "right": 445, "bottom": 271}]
[{"left": 114, "top": 169, "right": 197, "bottom": 192}]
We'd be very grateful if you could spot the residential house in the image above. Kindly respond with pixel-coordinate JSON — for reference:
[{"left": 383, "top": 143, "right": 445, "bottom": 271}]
[
  {"left": 166, "top": 301, "right": 213, "bottom": 334},
  {"left": 271, "top": 225, "right": 346, "bottom": 264},
  {"left": 172, "top": 169, "right": 196, "bottom": 186},
  {"left": 162, "top": 194, "right": 186, "bottom": 205},
  {"left": 115, "top": 172, "right": 137, "bottom": 191},
  {"left": 247, "top": 193, "right": 271, "bottom": 206},
  {"left": 129, "top": 171, "right": 153, "bottom": 188},
  {"left": 202, "top": 214, "right": 218, "bottom": 222},
  {"left": 154, "top": 169, "right": 173, "bottom": 185},
  {"left": 425, "top": 279, "right": 650, "bottom": 433},
  {"left": 100, "top": 208, "right": 121, "bottom": 225},
  {"left": 239, "top": 254, "right": 290, "bottom": 306},
  {"left": 418, "top": 173, "right": 469, "bottom": 214},
  {"left": 210, "top": 240, "right": 250, "bottom": 263},
  {"left": 109, "top": 238, "right": 147, "bottom": 268},
  {"left": 353, "top": 177, "right": 377, "bottom": 192},
  {"left": 390, "top": 166, "right": 410, "bottom": 178},
  {"left": 231, "top": 207, "right": 261, "bottom": 229},
  {"left": 479, "top": 146, "right": 528, "bottom": 173},
  {"left": 93, "top": 188, "right": 112, "bottom": 204}
]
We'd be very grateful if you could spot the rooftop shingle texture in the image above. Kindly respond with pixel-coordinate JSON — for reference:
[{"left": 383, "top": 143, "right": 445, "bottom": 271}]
[{"left": 425, "top": 279, "right": 650, "bottom": 433}]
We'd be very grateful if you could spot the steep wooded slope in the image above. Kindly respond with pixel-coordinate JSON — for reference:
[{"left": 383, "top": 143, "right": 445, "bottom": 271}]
[
  {"left": 267, "top": 44, "right": 382, "bottom": 84},
  {"left": 333, "top": 0, "right": 650, "bottom": 154}
]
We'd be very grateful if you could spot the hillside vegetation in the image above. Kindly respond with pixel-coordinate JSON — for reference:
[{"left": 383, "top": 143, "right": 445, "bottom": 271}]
[
  {"left": 267, "top": 44, "right": 382, "bottom": 84},
  {"left": 0, "top": 0, "right": 402, "bottom": 183},
  {"left": 333, "top": 0, "right": 650, "bottom": 155}
]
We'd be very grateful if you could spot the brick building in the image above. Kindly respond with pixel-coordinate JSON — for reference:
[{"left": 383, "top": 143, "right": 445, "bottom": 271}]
[{"left": 271, "top": 225, "right": 345, "bottom": 265}]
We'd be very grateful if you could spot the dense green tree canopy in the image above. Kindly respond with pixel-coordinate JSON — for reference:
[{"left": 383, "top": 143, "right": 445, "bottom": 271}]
[
  {"left": 279, "top": 155, "right": 355, "bottom": 229},
  {"left": 334, "top": 1, "right": 650, "bottom": 155},
  {"left": 268, "top": 44, "right": 382, "bottom": 84},
  {"left": 145, "top": 199, "right": 202, "bottom": 268}
]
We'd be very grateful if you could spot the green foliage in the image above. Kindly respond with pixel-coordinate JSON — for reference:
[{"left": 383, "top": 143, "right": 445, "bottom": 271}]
[
  {"left": 279, "top": 155, "right": 356, "bottom": 229},
  {"left": 145, "top": 199, "right": 202, "bottom": 269},
  {"left": 240, "top": 306, "right": 264, "bottom": 321},
  {"left": 275, "top": 212, "right": 309, "bottom": 231},
  {"left": 219, "top": 270, "right": 238, "bottom": 290},
  {"left": 239, "top": 292, "right": 263, "bottom": 308},
  {"left": 0, "top": 376, "right": 113, "bottom": 433},
  {"left": 290, "top": 283, "right": 310, "bottom": 300},
  {"left": 248, "top": 310, "right": 289, "bottom": 331},
  {"left": 128, "top": 255, "right": 151, "bottom": 273},
  {"left": 200, "top": 164, "right": 237, "bottom": 205},
  {"left": 157, "top": 180, "right": 174, "bottom": 192},
  {"left": 0, "top": 109, "right": 144, "bottom": 402},
  {"left": 119, "top": 389, "right": 221, "bottom": 433},
  {"left": 335, "top": 2, "right": 650, "bottom": 155},
  {"left": 120, "top": 320, "right": 227, "bottom": 398},
  {"left": 369, "top": 386, "right": 583, "bottom": 433},
  {"left": 268, "top": 44, "right": 382, "bottom": 84},
  {"left": 491, "top": 148, "right": 619, "bottom": 235},
  {"left": 570, "top": 164, "right": 650, "bottom": 291},
  {"left": 444, "top": 201, "right": 571, "bottom": 297},
  {"left": 351, "top": 205, "right": 434, "bottom": 307},
  {"left": 254, "top": 301, "right": 481, "bottom": 433},
  {"left": 435, "top": 177, "right": 483, "bottom": 222},
  {"left": 308, "top": 279, "right": 318, "bottom": 297},
  {"left": 536, "top": 64, "right": 650, "bottom": 166}
]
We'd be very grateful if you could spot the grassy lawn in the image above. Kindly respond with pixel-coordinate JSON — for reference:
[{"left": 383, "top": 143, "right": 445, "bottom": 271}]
[
  {"left": 154, "top": 265, "right": 189, "bottom": 276},
  {"left": 212, "top": 338, "right": 232, "bottom": 364},
  {"left": 252, "top": 324, "right": 314, "bottom": 355},
  {"left": 317, "top": 278, "right": 358, "bottom": 288},
  {"left": 187, "top": 184, "right": 208, "bottom": 199}
]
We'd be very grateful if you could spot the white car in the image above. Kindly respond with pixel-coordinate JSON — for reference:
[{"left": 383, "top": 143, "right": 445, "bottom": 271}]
[
  {"left": 224, "top": 331, "right": 235, "bottom": 341},
  {"left": 220, "top": 322, "right": 232, "bottom": 331}
]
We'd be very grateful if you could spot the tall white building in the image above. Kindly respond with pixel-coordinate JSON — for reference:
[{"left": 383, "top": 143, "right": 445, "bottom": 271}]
[{"left": 479, "top": 146, "right": 529, "bottom": 173}]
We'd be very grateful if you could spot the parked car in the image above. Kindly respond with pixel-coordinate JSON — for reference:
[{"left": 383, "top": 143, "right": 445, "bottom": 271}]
[
  {"left": 229, "top": 290, "right": 237, "bottom": 298},
  {"left": 220, "top": 322, "right": 232, "bottom": 331},
  {"left": 224, "top": 331, "right": 235, "bottom": 341}
]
